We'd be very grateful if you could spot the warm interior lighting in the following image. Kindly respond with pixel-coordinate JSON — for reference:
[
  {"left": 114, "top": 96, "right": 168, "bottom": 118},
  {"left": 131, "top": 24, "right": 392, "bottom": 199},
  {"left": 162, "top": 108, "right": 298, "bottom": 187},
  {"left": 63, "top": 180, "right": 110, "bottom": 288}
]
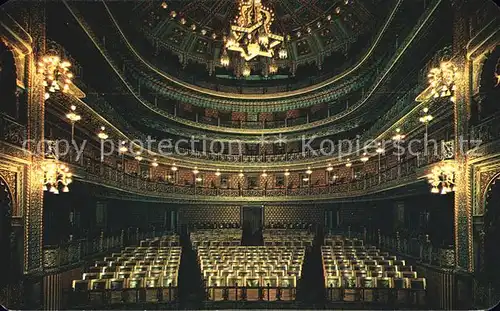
[
  {"left": 193, "top": 167, "right": 200, "bottom": 175},
  {"left": 306, "top": 167, "right": 313, "bottom": 175},
  {"left": 392, "top": 128, "right": 405, "bottom": 141},
  {"left": 284, "top": 169, "right": 290, "bottom": 176},
  {"left": 376, "top": 142, "right": 384, "bottom": 154},
  {"left": 97, "top": 126, "right": 109, "bottom": 140},
  {"left": 161, "top": 1, "right": 167, "bottom": 9},
  {"left": 238, "top": 170, "right": 244, "bottom": 177},
  {"left": 119, "top": 141, "right": 128, "bottom": 153},
  {"left": 427, "top": 162, "right": 456, "bottom": 195},
  {"left": 261, "top": 170, "right": 268, "bottom": 177},
  {"left": 242, "top": 64, "right": 251, "bottom": 77},
  {"left": 151, "top": 159, "right": 159, "bottom": 167},
  {"left": 360, "top": 153, "right": 369, "bottom": 163},
  {"left": 171, "top": 164, "right": 178, "bottom": 171},
  {"left": 134, "top": 151, "right": 143, "bottom": 161},
  {"left": 215, "top": 169, "right": 221, "bottom": 176},
  {"left": 66, "top": 105, "right": 81, "bottom": 123},
  {"left": 41, "top": 159, "right": 73, "bottom": 195},
  {"left": 428, "top": 61, "right": 458, "bottom": 99},
  {"left": 225, "top": 0, "right": 284, "bottom": 62},
  {"left": 345, "top": 159, "right": 352, "bottom": 167},
  {"left": 419, "top": 107, "right": 433, "bottom": 123},
  {"left": 38, "top": 55, "right": 73, "bottom": 100},
  {"left": 326, "top": 164, "right": 333, "bottom": 172}
]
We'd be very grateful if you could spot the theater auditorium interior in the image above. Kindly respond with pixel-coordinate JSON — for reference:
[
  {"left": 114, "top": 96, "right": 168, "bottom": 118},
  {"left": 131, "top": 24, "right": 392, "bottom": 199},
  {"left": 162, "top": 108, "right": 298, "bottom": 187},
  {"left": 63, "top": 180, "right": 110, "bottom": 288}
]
[{"left": 0, "top": 0, "right": 499, "bottom": 309}]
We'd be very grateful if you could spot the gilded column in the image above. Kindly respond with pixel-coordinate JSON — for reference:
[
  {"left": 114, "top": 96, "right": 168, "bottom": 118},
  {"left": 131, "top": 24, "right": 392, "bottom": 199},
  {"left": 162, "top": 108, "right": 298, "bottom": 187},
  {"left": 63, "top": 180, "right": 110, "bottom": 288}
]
[
  {"left": 24, "top": 4, "right": 46, "bottom": 274},
  {"left": 451, "top": 0, "right": 473, "bottom": 272}
]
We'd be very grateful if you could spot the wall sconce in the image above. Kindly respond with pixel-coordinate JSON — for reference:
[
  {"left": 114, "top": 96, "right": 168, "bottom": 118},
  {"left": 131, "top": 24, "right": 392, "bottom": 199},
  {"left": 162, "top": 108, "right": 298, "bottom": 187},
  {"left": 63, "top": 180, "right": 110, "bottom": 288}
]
[{"left": 427, "top": 162, "right": 456, "bottom": 194}]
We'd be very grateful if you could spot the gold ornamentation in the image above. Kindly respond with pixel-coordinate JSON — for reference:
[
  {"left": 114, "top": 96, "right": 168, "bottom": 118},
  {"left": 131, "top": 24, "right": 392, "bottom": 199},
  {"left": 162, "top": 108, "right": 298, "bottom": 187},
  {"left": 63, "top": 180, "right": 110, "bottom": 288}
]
[
  {"left": 225, "top": 0, "right": 284, "bottom": 61},
  {"left": 427, "top": 162, "right": 456, "bottom": 194}
]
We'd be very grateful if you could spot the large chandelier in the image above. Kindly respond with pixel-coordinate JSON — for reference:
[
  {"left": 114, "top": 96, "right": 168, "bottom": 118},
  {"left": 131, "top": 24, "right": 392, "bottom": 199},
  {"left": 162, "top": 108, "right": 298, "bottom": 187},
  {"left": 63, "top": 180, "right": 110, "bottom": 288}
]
[
  {"left": 38, "top": 55, "right": 73, "bottom": 100},
  {"left": 427, "top": 61, "right": 458, "bottom": 102},
  {"left": 427, "top": 162, "right": 456, "bottom": 195},
  {"left": 41, "top": 161, "right": 73, "bottom": 194},
  {"left": 221, "top": 0, "right": 287, "bottom": 75}
]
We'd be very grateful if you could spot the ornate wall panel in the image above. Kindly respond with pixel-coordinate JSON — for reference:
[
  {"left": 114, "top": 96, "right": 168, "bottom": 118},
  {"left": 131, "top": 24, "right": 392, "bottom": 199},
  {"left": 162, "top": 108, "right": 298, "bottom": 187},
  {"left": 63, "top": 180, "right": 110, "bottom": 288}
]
[
  {"left": 264, "top": 205, "right": 324, "bottom": 225},
  {"left": 178, "top": 205, "right": 241, "bottom": 225}
]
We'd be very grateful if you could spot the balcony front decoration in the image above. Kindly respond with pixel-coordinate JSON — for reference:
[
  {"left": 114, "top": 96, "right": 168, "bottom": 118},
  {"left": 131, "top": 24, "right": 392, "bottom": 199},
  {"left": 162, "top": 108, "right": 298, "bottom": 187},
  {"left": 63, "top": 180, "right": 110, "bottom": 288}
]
[
  {"left": 38, "top": 55, "right": 73, "bottom": 100},
  {"left": 427, "top": 162, "right": 456, "bottom": 195},
  {"left": 222, "top": 0, "right": 287, "bottom": 76}
]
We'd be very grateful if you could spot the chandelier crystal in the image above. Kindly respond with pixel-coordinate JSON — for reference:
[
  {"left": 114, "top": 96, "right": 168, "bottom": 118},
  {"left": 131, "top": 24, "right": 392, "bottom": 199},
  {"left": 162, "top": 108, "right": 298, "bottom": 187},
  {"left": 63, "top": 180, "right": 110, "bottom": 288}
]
[
  {"left": 224, "top": 0, "right": 284, "bottom": 62},
  {"left": 38, "top": 55, "right": 73, "bottom": 100},
  {"left": 41, "top": 142, "right": 73, "bottom": 194},
  {"left": 427, "top": 162, "right": 456, "bottom": 195},
  {"left": 428, "top": 61, "right": 458, "bottom": 101}
]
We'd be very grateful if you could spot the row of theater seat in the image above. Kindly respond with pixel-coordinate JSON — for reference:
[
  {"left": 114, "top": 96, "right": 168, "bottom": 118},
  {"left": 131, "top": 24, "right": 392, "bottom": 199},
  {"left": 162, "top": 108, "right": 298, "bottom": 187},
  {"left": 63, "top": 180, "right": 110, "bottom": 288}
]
[
  {"left": 263, "top": 229, "right": 314, "bottom": 247},
  {"left": 190, "top": 229, "right": 242, "bottom": 249},
  {"left": 139, "top": 235, "right": 179, "bottom": 247},
  {"left": 321, "top": 236, "right": 426, "bottom": 304},
  {"left": 72, "top": 237, "right": 181, "bottom": 292},
  {"left": 193, "top": 229, "right": 310, "bottom": 302}
]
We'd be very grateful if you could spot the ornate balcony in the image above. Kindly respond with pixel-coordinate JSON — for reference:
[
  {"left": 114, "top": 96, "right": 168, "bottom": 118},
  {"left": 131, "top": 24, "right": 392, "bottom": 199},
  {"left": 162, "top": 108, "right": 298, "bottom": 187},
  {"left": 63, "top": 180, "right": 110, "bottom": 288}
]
[{"left": 61, "top": 148, "right": 443, "bottom": 203}]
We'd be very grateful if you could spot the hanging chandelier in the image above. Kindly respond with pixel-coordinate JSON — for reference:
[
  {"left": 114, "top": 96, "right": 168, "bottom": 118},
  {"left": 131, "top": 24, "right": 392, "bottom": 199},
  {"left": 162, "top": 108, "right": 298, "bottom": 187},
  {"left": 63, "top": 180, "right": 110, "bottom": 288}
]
[
  {"left": 38, "top": 55, "right": 73, "bottom": 100},
  {"left": 427, "top": 61, "right": 458, "bottom": 102},
  {"left": 41, "top": 161, "right": 73, "bottom": 194},
  {"left": 427, "top": 162, "right": 456, "bottom": 195},
  {"left": 221, "top": 0, "right": 287, "bottom": 75},
  {"left": 40, "top": 141, "right": 73, "bottom": 194}
]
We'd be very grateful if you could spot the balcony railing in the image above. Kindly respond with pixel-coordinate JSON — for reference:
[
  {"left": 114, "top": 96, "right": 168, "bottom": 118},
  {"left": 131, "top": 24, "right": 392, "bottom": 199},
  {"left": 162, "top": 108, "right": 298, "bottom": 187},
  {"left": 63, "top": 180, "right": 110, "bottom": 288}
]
[
  {"left": 42, "top": 227, "right": 169, "bottom": 270},
  {"left": 59, "top": 147, "right": 444, "bottom": 201},
  {"left": 332, "top": 228, "right": 455, "bottom": 268}
]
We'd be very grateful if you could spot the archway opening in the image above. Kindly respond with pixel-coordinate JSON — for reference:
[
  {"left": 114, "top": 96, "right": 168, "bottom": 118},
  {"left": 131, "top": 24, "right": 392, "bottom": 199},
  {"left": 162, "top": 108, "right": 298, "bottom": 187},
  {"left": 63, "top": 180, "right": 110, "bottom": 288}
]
[{"left": 483, "top": 177, "right": 500, "bottom": 285}]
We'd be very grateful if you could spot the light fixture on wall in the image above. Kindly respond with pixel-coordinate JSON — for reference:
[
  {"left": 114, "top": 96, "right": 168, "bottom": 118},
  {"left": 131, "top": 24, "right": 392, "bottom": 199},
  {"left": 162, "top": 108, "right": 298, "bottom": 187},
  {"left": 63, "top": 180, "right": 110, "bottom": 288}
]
[
  {"left": 215, "top": 169, "right": 221, "bottom": 176},
  {"left": 345, "top": 159, "right": 352, "bottom": 167},
  {"left": 360, "top": 153, "right": 369, "bottom": 163},
  {"left": 427, "top": 61, "right": 459, "bottom": 102},
  {"left": 171, "top": 164, "right": 178, "bottom": 171},
  {"left": 392, "top": 128, "right": 405, "bottom": 142},
  {"left": 261, "top": 170, "right": 268, "bottom": 177},
  {"left": 427, "top": 162, "right": 456, "bottom": 194},
  {"left": 41, "top": 141, "right": 73, "bottom": 194},
  {"left": 134, "top": 151, "right": 143, "bottom": 161},
  {"left": 193, "top": 167, "right": 200, "bottom": 175},
  {"left": 326, "top": 164, "right": 333, "bottom": 171},
  {"left": 97, "top": 126, "right": 109, "bottom": 140},
  {"left": 38, "top": 55, "right": 73, "bottom": 100},
  {"left": 284, "top": 169, "right": 290, "bottom": 176},
  {"left": 305, "top": 167, "right": 313, "bottom": 175},
  {"left": 238, "top": 170, "right": 244, "bottom": 177},
  {"left": 151, "top": 158, "right": 159, "bottom": 167},
  {"left": 119, "top": 141, "right": 128, "bottom": 154},
  {"left": 66, "top": 105, "right": 81, "bottom": 141}
]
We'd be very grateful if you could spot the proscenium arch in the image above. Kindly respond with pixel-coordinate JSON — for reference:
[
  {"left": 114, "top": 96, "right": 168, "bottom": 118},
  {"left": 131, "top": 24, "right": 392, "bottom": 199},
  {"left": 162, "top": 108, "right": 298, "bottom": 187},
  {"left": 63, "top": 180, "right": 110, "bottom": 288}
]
[
  {"left": 483, "top": 172, "right": 500, "bottom": 215},
  {"left": 0, "top": 175, "right": 14, "bottom": 288}
]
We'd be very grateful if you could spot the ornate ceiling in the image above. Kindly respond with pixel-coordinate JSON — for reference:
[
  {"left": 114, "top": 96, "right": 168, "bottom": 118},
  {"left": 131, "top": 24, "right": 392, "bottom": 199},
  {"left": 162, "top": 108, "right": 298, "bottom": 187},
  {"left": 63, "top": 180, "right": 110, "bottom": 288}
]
[{"left": 122, "top": 0, "right": 383, "bottom": 79}]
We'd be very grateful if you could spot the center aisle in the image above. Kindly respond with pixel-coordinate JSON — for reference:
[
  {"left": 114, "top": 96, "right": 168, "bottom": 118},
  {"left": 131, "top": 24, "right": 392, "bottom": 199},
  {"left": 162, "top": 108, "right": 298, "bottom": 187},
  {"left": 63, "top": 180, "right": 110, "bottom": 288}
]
[
  {"left": 295, "top": 229, "right": 326, "bottom": 308},
  {"left": 178, "top": 230, "right": 205, "bottom": 309}
]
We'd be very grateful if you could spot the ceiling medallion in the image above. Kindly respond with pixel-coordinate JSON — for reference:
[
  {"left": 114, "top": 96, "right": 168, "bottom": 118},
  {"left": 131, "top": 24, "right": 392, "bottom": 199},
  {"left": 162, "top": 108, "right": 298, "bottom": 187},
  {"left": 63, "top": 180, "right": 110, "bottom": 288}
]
[{"left": 221, "top": 0, "right": 287, "bottom": 76}]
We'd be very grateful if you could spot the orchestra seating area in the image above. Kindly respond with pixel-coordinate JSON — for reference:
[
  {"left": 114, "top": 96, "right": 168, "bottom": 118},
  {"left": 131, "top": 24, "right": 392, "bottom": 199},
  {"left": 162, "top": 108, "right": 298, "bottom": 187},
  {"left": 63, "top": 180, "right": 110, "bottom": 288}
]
[
  {"left": 198, "top": 246, "right": 305, "bottom": 301},
  {"left": 263, "top": 229, "right": 315, "bottom": 247},
  {"left": 190, "top": 229, "right": 242, "bottom": 249},
  {"left": 66, "top": 231, "right": 427, "bottom": 308},
  {"left": 70, "top": 235, "right": 181, "bottom": 307},
  {"left": 322, "top": 235, "right": 426, "bottom": 306}
]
